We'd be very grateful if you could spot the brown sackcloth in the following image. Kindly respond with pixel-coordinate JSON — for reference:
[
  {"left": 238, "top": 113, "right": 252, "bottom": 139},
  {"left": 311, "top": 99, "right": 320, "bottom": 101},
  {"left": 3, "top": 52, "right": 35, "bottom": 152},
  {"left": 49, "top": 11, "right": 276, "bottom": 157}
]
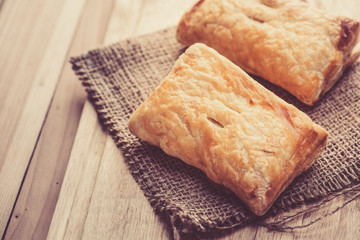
[{"left": 71, "top": 27, "right": 360, "bottom": 238}]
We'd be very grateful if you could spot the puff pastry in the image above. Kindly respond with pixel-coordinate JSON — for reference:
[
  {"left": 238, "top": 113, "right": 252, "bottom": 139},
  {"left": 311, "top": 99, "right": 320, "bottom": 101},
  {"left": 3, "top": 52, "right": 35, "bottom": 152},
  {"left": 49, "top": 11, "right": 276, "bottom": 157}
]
[
  {"left": 176, "top": 0, "right": 360, "bottom": 105},
  {"left": 128, "top": 43, "right": 328, "bottom": 216}
]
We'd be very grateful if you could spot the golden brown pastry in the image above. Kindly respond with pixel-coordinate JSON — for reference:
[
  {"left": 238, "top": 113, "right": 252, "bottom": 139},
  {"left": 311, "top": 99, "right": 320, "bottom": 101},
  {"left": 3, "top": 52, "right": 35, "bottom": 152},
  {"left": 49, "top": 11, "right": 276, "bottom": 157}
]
[
  {"left": 128, "top": 43, "right": 328, "bottom": 216},
  {"left": 176, "top": 0, "right": 360, "bottom": 105}
]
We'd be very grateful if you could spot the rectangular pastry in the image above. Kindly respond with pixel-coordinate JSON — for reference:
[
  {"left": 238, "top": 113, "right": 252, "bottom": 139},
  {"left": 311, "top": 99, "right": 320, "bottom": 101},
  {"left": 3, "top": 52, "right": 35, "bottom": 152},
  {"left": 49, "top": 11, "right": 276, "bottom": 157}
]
[
  {"left": 128, "top": 43, "right": 328, "bottom": 216},
  {"left": 176, "top": 0, "right": 360, "bottom": 105}
]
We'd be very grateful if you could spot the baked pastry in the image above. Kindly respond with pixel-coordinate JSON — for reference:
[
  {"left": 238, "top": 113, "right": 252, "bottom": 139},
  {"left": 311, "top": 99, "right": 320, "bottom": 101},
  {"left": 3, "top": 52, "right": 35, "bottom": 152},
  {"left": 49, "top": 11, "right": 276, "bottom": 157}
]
[
  {"left": 128, "top": 43, "right": 328, "bottom": 216},
  {"left": 176, "top": 0, "right": 360, "bottom": 105}
]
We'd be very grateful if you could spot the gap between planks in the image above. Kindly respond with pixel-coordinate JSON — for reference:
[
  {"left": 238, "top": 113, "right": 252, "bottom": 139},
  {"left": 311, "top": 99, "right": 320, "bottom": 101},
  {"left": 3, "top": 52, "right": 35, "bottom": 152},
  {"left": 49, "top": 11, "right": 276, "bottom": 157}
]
[
  {"left": 2, "top": 0, "right": 116, "bottom": 239},
  {"left": 46, "top": 0, "right": 147, "bottom": 239},
  {"left": 0, "top": 0, "right": 87, "bottom": 237}
]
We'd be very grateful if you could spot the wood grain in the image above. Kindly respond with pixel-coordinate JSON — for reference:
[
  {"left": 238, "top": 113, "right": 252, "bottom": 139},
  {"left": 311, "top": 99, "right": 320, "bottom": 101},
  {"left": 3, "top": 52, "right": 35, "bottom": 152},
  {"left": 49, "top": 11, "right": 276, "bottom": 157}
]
[
  {"left": 3, "top": 0, "right": 116, "bottom": 239},
  {"left": 80, "top": 135, "right": 172, "bottom": 240},
  {"left": 308, "top": 0, "right": 360, "bottom": 19},
  {"left": 0, "top": 0, "right": 86, "bottom": 236},
  {"left": 46, "top": 0, "right": 144, "bottom": 239},
  {"left": 46, "top": 103, "right": 109, "bottom": 240}
]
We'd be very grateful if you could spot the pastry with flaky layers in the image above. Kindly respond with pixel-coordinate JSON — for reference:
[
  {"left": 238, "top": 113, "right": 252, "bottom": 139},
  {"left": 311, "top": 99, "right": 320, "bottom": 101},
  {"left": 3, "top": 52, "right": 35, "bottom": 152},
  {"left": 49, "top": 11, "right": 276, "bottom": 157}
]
[
  {"left": 176, "top": 0, "right": 360, "bottom": 105},
  {"left": 128, "top": 43, "right": 328, "bottom": 215}
]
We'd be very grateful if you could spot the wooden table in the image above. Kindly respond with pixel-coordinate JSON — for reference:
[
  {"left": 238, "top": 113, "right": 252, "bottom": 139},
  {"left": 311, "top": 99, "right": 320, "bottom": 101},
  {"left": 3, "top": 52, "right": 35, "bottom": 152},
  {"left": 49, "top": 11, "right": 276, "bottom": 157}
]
[{"left": 1, "top": 0, "right": 360, "bottom": 239}]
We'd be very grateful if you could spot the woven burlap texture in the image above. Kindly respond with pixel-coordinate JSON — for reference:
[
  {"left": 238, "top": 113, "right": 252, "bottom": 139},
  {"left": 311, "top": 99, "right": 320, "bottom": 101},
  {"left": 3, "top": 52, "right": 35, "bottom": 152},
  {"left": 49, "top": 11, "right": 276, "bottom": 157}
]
[{"left": 70, "top": 27, "right": 360, "bottom": 236}]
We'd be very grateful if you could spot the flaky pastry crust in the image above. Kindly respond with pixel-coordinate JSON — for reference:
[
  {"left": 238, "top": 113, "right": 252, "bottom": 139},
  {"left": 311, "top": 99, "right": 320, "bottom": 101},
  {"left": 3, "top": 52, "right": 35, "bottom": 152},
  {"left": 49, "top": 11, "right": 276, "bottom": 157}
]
[
  {"left": 176, "top": 0, "right": 360, "bottom": 105},
  {"left": 128, "top": 43, "right": 328, "bottom": 216}
]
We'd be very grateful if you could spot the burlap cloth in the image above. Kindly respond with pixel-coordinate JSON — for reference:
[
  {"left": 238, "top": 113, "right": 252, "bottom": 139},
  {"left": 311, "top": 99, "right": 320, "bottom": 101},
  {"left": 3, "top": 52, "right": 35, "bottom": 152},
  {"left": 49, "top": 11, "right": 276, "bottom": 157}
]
[{"left": 71, "top": 27, "right": 360, "bottom": 239}]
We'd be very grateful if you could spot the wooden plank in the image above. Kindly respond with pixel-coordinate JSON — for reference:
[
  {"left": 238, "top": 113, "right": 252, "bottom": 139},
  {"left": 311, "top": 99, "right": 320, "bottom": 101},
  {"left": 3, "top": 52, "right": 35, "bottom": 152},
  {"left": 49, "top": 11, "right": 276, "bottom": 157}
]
[
  {"left": 3, "top": 0, "right": 116, "bottom": 239},
  {"left": 298, "top": 199, "right": 360, "bottom": 239},
  {"left": 0, "top": 0, "right": 86, "bottom": 236},
  {"left": 104, "top": 0, "right": 145, "bottom": 45},
  {"left": 46, "top": 1, "right": 145, "bottom": 239},
  {"left": 80, "top": 136, "right": 173, "bottom": 240},
  {"left": 238, "top": 198, "right": 360, "bottom": 240},
  {"left": 0, "top": 0, "right": 63, "bottom": 170},
  {"left": 308, "top": 0, "right": 360, "bottom": 19},
  {"left": 134, "top": 0, "right": 196, "bottom": 35},
  {"left": 45, "top": 103, "right": 109, "bottom": 240}
]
